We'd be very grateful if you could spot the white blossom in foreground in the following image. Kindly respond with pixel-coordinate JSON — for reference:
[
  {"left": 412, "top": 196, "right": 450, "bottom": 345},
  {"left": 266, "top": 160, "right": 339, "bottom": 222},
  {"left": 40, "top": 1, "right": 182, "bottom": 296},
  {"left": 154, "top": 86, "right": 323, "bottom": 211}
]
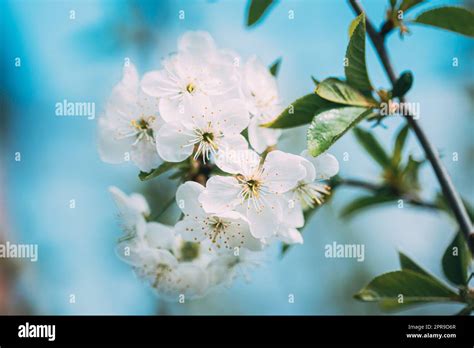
[
  {"left": 199, "top": 149, "right": 306, "bottom": 240},
  {"left": 102, "top": 30, "right": 338, "bottom": 301},
  {"left": 207, "top": 248, "right": 265, "bottom": 287},
  {"left": 175, "top": 181, "right": 263, "bottom": 252},
  {"left": 98, "top": 62, "right": 163, "bottom": 172},
  {"left": 141, "top": 31, "right": 240, "bottom": 124},
  {"left": 241, "top": 56, "right": 282, "bottom": 153},
  {"left": 155, "top": 99, "right": 249, "bottom": 163},
  {"left": 111, "top": 187, "right": 211, "bottom": 300},
  {"left": 292, "top": 150, "right": 340, "bottom": 209}
]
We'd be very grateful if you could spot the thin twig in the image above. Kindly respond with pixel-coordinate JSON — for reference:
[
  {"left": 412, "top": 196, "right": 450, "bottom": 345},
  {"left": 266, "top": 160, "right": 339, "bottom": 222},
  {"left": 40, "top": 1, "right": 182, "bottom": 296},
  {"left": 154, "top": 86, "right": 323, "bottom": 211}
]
[
  {"left": 347, "top": 0, "right": 474, "bottom": 253},
  {"left": 337, "top": 177, "right": 439, "bottom": 209}
]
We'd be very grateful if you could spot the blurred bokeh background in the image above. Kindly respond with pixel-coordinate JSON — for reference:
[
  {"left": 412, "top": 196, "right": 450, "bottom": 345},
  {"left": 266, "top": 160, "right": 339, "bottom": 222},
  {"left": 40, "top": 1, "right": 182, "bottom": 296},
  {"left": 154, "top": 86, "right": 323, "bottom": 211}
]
[{"left": 1, "top": 0, "right": 472, "bottom": 315}]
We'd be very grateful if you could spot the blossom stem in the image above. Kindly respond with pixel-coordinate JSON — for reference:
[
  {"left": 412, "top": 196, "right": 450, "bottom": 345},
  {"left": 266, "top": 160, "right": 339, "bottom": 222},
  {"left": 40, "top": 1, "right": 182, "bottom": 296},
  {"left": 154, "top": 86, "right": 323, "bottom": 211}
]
[
  {"left": 336, "top": 177, "right": 438, "bottom": 210},
  {"left": 347, "top": 0, "right": 474, "bottom": 253}
]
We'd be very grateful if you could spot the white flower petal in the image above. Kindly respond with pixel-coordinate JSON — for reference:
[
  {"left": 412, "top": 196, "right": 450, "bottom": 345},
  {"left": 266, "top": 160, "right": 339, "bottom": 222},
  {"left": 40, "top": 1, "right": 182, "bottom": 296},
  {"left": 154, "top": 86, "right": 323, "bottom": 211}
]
[
  {"left": 130, "top": 139, "right": 162, "bottom": 173},
  {"left": 141, "top": 69, "right": 179, "bottom": 98},
  {"left": 97, "top": 118, "right": 133, "bottom": 164},
  {"left": 301, "top": 150, "right": 340, "bottom": 180},
  {"left": 178, "top": 31, "right": 217, "bottom": 59},
  {"left": 244, "top": 194, "right": 282, "bottom": 239},
  {"left": 155, "top": 123, "right": 194, "bottom": 162},
  {"left": 248, "top": 117, "right": 280, "bottom": 153},
  {"left": 278, "top": 226, "right": 304, "bottom": 245},
  {"left": 175, "top": 218, "right": 207, "bottom": 243},
  {"left": 214, "top": 135, "right": 249, "bottom": 174},
  {"left": 109, "top": 186, "right": 149, "bottom": 219},
  {"left": 263, "top": 150, "right": 306, "bottom": 193},
  {"left": 199, "top": 176, "right": 241, "bottom": 214},
  {"left": 299, "top": 157, "right": 317, "bottom": 183},
  {"left": 175, "top": 181, "right": 206, "bottom": 217},
  {"left": 145, "top": 222, "right": 176, "bottom": 250},
  {"left": 213, "top": 99, "right": 250, "bottom": 134},
  {"left": 282, "top": 195, "right": 305, "bottom": 228}
]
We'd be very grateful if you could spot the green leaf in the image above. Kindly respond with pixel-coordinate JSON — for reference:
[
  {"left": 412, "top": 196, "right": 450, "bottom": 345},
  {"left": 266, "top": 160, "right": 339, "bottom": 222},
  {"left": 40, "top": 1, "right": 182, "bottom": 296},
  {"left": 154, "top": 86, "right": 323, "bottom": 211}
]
[
  {"left": 401, "top": 155, "right": 424, "bottom": 190},
  {"left": 246, "top": 0, "right": 276, "bottom": 27},
  {"left": 341, "top": 194, "right": 397, "bottom": 219},
  {"left": 315, "top": 78, "right": 378, "bottom": 107},
  {"left": 398, "top": 251, "right": 431, "bottom": 277},
  {"left": 442, "top": 232, "right": 472, "bottom": 287},
  {"left": 413, "top": 7, "right": 474, "bottom": 38},
  {"left": 392, "top": 71, "right": 413, "bottom": 98},
  {"left": 348, "top": 17, "right": 359, "bottom": 37},
  {"left": 345, "top": 13, "right": 373, "bottom": 94},
  {"left": 354, "top": 270, "right": 460, "bottom": 310},
  {"left": 263, "top": 93, "right": 342, "bottom": 129},
  {"left": 269, "top": 57, "right": 282, "bottom": 77},
  {"left": 399, "top": 0, "right": 426, "bottom": 13},
  {"left": 353, "top": 127, "right": 391, "bottom": 169},
  {"left": 307, "top": 106, "right": 372, "bottom": 156},
  {"left": 139, "top": 161, "right": 186, "bottom": 181},
  {"left": 311, "top": 76, "right": 320, "bottom": 85},
  {"left": 392, "top": 71, "right": 414, "bottom": 98},
  {"left": 392, "top": 124, "right": 410, "bottom": 167}
]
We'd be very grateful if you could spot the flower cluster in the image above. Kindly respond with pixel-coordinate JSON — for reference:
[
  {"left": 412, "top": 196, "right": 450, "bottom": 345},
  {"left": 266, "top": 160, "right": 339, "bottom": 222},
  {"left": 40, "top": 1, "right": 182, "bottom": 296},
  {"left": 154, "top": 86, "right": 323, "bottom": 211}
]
[{"left": 99, "top": 32, "right": 339, "bottom": 301}]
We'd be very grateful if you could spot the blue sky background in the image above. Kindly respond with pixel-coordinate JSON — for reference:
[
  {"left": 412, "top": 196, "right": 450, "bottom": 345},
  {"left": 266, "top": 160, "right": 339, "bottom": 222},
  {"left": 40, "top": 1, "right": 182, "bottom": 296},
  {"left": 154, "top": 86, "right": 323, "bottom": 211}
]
[{"left": 1, "top": 0, "right": 473, "bottom": 314}]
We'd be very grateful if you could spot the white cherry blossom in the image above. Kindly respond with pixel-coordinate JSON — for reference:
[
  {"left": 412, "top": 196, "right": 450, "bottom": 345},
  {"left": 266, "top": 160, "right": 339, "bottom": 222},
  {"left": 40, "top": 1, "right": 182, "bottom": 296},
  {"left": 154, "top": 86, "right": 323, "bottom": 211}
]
[
  {"left": 199, "top": 149, "right": 306, "bottom": 239},
  {"left": 175, "top": 181, "right": 263, "bottom": 252},
  {"left": 98, "top": 62, "right": 163, "bottom": 172},
  {"left": 141, "top": 31, "right": 240, "bottom": 125},
  {"left": 155, "top": 99, "right": 249, "bottom": 163},
  {"left": 110, "top": 186, "right": 211, "bottom": 300},
  {"left": 241, "top": 55, "right": 282, "bottom": 153},
  {"left": 207, "top": 248, "right": 265, "bottom": 287},
  {"left": 292, "top": 150, "right": 340, "bottom": 210}
]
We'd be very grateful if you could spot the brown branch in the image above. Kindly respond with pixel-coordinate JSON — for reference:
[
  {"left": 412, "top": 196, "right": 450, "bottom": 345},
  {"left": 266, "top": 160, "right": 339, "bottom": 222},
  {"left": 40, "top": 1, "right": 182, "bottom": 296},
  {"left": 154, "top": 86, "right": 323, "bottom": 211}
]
[
  {"left": 336, "top": 177, "right": 439, "bottom": 210},
  {"left": 347, "top": 0, "right": 474, "bottom": 253}
]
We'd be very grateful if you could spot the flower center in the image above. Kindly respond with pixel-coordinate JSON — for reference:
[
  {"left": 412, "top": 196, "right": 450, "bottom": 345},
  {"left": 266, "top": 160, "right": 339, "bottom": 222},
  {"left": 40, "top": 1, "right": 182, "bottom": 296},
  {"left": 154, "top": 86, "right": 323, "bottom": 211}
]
[
  {"left": 295, "top": 181, "right": 330, "bottom": 208},
  {"left": 202, "top": 132, "right": 214, "bottom": 143},
  {"left": 185, "top": 125, "right": 221, "bottom": 164},
  {"left": 179, "top": 241, "right": 200, "bottom": 262},
  {"left": 204, "top": 217, "right": 241, "bottom": 251},
  {"left": 236, "top": 173, "right": 268, "bottom": 211},
  {"left": 186, "top": 83, "right": 196, "bottom": 94},
  {"left": 129, "top": 116, "right": 156, "bottom": 144},
  {"left": 152, "top": 263, "right": 173, "bottom": 287}
]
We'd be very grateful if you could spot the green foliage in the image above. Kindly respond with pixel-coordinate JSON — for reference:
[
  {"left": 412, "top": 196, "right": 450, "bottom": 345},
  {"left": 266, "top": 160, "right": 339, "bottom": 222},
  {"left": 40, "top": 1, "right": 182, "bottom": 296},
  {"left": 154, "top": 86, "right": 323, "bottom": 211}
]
[
  {"left": 341, "top": 194, "right": 397, "bottom": 219},
  {"left": 264, "top": 93, "right": 341, "bottom": 129},
  {"left": 391, "top": 124, "right": 410, "bottom": 168},
  {"left": 398, "top": 251, "right": 430, "bottom": 277},
  {"left": 399, "top": 0, "right": 426, "bottom": 13},
  {"left": 442, "top": 232, "right": 472, "bottom": 287},
  {"left": 391, "top": 71, "right": 413, "bottom": 98},
  {"left": 307, "top": 107, "right": 373, "bottom": 156},
  {"left": 401, "top": 155, "right": 424, "bottom": 191},
  {"left": 315, "top": 78, "right": 378, "bottom": 107},
  {"left": 269, "top": 57, "right": 282, "bottom": 77},
  {"left": 246, "top": 0, "right": 276, "bottom": 27},
  {"left": 413, "top": 7, "right": 474, "bottom": 37},
  {"left": 353, "top": 127, "right": 391, "bottom": 168},
  {"left": 139, "top": 160, "right": 188, "bottom": 181},
  {"left": 345, "top": 14, "right": 373, "bottom": 94},
  {"left": 354, "top": 270, "right": 459, "bottom": 311},
  {"left": 355, "top": 244, "right": 472, "bottom": 313}
]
